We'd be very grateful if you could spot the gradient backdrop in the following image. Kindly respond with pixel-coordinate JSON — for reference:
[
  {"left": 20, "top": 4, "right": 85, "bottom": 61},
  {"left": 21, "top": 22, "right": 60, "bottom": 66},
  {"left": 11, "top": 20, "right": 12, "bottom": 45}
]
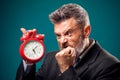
[{"left": 1, "top": 0, "right": 120, "bottom": 80}]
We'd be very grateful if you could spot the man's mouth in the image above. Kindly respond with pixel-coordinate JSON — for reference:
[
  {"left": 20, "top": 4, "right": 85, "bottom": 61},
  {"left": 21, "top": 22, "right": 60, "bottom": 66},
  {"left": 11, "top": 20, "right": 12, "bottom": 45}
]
[{"left": 62, "top": 45, "right": 70, "bottom": 49}]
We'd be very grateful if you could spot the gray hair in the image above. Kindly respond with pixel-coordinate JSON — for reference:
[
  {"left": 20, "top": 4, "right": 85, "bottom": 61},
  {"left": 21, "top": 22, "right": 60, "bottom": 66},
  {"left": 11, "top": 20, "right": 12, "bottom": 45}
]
[{"left": 49, "top": 3, "right": 90, "bottom": 29}]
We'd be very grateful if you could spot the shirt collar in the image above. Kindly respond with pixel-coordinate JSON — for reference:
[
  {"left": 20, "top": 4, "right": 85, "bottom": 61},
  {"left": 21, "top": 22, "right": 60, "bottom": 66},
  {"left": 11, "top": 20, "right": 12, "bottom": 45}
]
[{"left": 79, "top": 39, "right": 95, "bottom": 59}]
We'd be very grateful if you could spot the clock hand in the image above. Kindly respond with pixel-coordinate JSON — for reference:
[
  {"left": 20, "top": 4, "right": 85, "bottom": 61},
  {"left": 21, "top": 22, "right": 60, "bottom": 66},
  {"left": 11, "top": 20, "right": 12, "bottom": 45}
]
[
  {"left": 32, "top": 46, "right": 38, "bottom": 54},
  {"left": 33, "top": 49, "right": 36, "bottom": 54},
  {"left": 34, "top": 46, "right": 38, "bottom": 49}
]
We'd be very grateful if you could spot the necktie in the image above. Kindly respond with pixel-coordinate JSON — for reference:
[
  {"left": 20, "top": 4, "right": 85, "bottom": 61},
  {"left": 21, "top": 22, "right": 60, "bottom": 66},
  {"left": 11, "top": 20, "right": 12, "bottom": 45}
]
[{"left": 73, "top": 58, "right": 81, "bottom": 68}]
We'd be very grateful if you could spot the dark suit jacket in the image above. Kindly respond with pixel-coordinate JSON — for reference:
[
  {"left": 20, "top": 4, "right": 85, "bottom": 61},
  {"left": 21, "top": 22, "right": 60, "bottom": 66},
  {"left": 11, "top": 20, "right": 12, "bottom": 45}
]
[{"left": 16, "top": 41, "right": 120, "bottom": 80}]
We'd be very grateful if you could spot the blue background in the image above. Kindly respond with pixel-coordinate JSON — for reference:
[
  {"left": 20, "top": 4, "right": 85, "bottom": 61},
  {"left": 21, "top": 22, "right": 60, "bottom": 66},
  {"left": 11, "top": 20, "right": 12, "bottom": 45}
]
[{"left": 1, "top": 0, "right": 120, "bottom": 80}]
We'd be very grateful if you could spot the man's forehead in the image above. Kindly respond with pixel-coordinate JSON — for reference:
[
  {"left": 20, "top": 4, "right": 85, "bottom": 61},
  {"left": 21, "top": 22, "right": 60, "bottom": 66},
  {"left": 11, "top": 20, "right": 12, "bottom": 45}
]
[
  {"left": 54, "top": 18, "right": 77, "bottom": 33},
  {"left": 54, "top": 25, "right": 69, "bottom": 34}
]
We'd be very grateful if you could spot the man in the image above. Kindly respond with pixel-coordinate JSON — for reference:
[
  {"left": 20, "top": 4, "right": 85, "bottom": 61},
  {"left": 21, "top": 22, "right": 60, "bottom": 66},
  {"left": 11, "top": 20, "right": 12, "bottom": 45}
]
[{"left": 16, "top": 3, "right": 120, "bottom": 80}]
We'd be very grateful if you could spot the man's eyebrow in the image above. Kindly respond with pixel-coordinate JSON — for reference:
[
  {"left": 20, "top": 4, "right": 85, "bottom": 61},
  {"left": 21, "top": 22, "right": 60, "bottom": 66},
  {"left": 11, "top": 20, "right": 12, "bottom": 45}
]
[
  {"left": 54, "top": 31, "right": 58, "bottom": 34},
  {"left": 54, "top": 27, "right": 74, "bottom": 35},
  {"left": 65, "top": 28, "right": 75, "bottom": 32},
  {"left": 54, "top": 32, "right": 60, "bottom": 36}
]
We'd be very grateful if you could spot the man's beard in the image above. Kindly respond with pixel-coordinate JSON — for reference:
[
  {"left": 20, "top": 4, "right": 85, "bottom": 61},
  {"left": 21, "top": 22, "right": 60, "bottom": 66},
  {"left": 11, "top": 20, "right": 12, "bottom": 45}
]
[{"left": 75, "top": 35, "right": 86, "bottom": 57}]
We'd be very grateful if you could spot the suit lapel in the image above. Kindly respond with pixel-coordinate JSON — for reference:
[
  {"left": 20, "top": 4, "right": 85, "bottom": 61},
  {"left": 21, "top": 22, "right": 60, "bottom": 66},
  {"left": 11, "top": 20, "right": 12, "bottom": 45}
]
[{"left": 75, "top": 41, "right": 101, "bottom": 76}]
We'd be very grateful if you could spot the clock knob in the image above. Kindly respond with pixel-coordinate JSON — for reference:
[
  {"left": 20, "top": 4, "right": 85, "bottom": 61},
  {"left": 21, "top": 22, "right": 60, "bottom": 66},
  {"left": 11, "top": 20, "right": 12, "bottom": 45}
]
[
  {"left": 35, "top": 34, "right": 44, "bottom": 40},
  {"left": 20, "top": 30, "right": 37, "bottom": 42}
]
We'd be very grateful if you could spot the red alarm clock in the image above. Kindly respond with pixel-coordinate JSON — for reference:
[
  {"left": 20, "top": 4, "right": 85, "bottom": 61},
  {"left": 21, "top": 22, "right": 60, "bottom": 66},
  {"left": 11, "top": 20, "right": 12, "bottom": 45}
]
[{"left": 19, "top": 30, "right": 45, "bottom": 63}]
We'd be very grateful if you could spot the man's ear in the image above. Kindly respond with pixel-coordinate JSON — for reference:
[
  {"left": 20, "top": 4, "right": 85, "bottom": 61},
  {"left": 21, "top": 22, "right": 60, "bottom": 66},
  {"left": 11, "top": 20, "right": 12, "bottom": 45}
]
[{"left": 84, "top": 25, "right": 91, "bottom": 38}]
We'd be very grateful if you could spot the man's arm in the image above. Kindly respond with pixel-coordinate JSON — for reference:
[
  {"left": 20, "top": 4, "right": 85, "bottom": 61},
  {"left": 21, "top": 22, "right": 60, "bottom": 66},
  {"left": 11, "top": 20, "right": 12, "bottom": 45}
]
[
  {"left": 16, "top": 61, "right": 36, "bottom": 80},
  {"left": 55, "top": 66, "right": 79, "bottom": 80}
]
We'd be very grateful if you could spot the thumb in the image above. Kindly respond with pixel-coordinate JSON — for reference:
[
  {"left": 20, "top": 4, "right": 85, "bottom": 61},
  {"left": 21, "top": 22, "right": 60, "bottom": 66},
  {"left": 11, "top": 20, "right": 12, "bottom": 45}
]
[{"left": 20, "top": 28, "right": 27, "bottom": 35}]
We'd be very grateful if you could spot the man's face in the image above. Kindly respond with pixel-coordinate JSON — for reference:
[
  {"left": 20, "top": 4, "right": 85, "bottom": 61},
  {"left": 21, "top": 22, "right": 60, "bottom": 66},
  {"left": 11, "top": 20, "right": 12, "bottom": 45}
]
[{"left": 54, "top": 18, "right": 85, "bottom": 52}]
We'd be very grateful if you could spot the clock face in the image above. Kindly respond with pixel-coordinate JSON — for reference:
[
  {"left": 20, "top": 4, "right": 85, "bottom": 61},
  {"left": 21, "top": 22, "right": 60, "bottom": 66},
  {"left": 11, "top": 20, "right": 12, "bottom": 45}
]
[{"left": 24, "top": 40, "right": 44, "bottom": 60}]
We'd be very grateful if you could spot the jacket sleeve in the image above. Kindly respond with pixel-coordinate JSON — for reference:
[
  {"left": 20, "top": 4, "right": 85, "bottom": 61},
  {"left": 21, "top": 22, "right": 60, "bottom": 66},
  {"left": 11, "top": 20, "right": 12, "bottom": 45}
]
[
  {"left": 16, "top": 61, "right": 36, "bottom": 80},
  {"left": 55, "top": 66, "right": 81, "bottom": 80},
  {"left": 16, "top": 52, "right": 52, "bottom": 80}
]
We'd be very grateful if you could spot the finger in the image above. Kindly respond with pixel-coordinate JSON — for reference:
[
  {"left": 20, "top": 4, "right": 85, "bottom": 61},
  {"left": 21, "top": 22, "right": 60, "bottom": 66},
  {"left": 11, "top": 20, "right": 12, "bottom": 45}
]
[
  {"left": 27, "top": 29, "right": 36, "bottom": 34},
  {"left": 66, "top": 47, "right": 76, "bottom": 56},
  {"left": 33, "top": 28, "right": 36, "bottom": 31},
  {"left": 41, "top": 34, "right": 45, "bottom": 37},
  {"left": 32, "top": 29, "right": 37, "bottom": 36},
  {"left": 20, "top": 28, "right": 27, "bottom": 35},
  {"left": 63, "top": 49, "right": 71, "bottom": 57},
  {"left": 66, "top": 47, "right": 72, "bottom": 55}
]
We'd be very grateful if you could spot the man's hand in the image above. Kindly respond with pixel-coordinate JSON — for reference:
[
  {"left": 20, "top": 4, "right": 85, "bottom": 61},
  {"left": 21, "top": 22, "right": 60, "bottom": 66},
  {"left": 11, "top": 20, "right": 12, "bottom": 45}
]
[
  {"left": 55, "top": 47, "right": 76, "bottom": 73},
  {"left": 20, "top": 28, "right": 37, "bottom": 41}
]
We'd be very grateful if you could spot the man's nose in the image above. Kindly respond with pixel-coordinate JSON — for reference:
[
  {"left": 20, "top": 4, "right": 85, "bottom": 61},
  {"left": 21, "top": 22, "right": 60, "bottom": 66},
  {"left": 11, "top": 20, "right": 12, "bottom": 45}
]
[{"left": 60, "top": 36, "right": 68, "bottom": 44}]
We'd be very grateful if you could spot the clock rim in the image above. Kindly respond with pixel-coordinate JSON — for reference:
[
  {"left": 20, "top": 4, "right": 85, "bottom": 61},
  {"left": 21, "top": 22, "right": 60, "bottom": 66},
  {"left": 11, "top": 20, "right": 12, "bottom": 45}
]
[{"left": 19, "top": 38, "right": 45, "bottom": 63}]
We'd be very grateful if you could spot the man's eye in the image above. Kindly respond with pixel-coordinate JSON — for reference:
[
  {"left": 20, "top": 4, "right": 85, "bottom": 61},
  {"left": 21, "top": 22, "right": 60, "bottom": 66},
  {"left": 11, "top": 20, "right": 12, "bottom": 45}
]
[
  {"left": 66, "top": 31, "right": 72, "bottom": 37},
  {"left": 56, "top": 34, "right": 61, "bottom": 39}
]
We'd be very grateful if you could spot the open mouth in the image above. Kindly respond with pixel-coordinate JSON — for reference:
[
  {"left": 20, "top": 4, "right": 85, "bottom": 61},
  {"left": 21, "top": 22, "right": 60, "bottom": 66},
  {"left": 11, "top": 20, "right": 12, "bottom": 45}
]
[
  {"left": 63, "top": 46, "right": 68, "bottom": 48},
  {"left": 62, "top": 45, "right": 71, "bottom": 49}
]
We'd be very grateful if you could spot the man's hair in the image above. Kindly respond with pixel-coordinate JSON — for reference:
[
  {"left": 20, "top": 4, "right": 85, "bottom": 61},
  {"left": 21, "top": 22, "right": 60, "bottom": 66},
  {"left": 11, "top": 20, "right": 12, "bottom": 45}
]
[{"left": 49, "top": 3, "right": 90, "bottom": 29}]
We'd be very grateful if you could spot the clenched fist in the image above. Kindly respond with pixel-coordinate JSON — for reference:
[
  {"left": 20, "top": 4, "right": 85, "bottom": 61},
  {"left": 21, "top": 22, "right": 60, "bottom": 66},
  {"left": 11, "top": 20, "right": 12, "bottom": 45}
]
[{"left": 55, "top": 47, "right": 76, "bottom": 73}]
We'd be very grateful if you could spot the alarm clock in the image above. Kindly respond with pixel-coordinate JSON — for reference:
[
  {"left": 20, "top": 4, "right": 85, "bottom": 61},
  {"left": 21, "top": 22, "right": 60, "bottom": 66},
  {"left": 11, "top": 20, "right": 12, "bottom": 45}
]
[{"left": 19, "top": 30, "right": 45, "bottom": 63}]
